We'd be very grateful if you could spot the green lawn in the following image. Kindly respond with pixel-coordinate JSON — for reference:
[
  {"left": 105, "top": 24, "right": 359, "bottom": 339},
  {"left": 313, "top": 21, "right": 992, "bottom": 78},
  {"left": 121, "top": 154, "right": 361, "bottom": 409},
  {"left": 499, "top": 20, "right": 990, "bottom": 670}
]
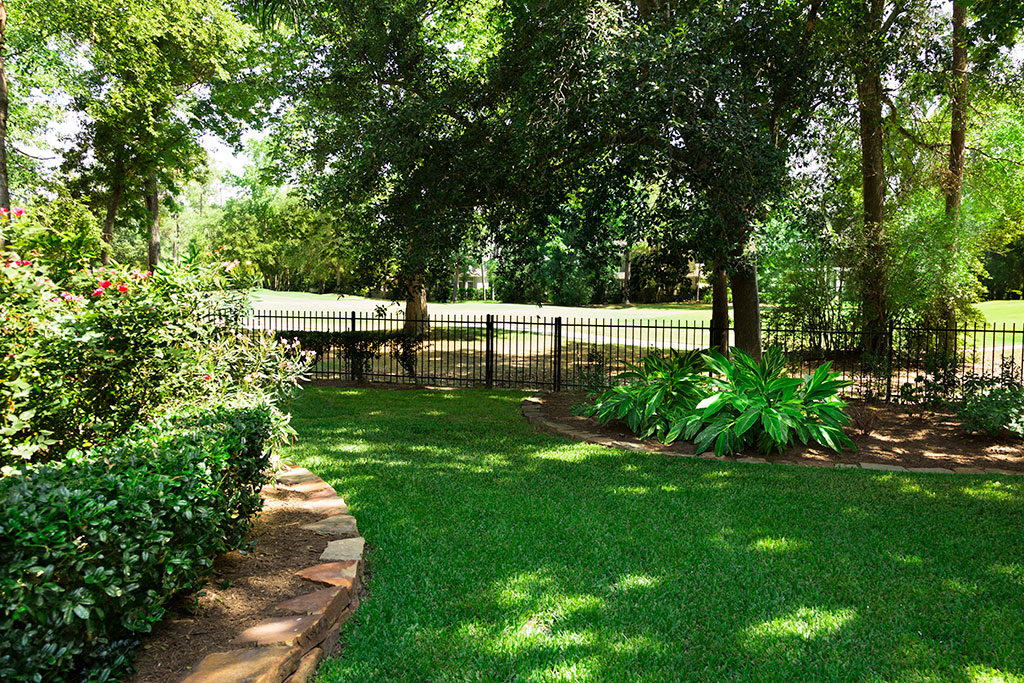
[
  {"left": 284, "top": 388, "right": 1024, "bottom": 683},
  {"left": 979, "top": 300, "right": 1024, "bottom": 328},
  {"left": 253, "top": 289, "right": 1024, "bottom": 329},
  {"left": 251, "top": 289, "right": 720, "bottom": 323}
]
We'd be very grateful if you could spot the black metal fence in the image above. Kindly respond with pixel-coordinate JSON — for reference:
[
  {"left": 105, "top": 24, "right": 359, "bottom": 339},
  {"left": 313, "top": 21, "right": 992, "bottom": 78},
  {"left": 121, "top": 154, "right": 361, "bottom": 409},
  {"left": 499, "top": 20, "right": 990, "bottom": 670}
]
[{"left": 246, "top": 310, "right": 1024, "bottom": 401}]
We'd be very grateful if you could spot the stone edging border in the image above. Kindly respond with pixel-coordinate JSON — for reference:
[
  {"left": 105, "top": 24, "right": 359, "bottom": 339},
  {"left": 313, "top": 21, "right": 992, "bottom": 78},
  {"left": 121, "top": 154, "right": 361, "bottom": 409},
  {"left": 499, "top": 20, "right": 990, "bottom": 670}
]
[
  {"left": 182, "top": 464, "right": 366, "bottom": 683},
  {"left": 521, "top": 391, "right": 1023, "bottom": 477}
]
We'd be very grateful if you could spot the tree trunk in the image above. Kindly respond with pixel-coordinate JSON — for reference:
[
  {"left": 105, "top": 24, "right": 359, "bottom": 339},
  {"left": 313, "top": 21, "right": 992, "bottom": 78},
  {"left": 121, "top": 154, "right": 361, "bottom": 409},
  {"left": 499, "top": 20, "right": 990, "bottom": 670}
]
[
  {"left": 856, "top": 64, "right": 888, "bottom": 349},
  {"left": 622, "top": 245, "right": 631, "bottom": 304},
  {"left": 481, "top": 258, "right": 488, "bottom": 300},
  {"left": 145, "top": 172, "right": 160, "bottom": 270},
  {"left": 946, "top": 2, "right": 968, "bottom": 219},
  {"left": 710, "top": 258, "right": 729, "bottom": 354},
  {"left": 0, "top": 0, "right": 10, "bottom": 251},
  {"left": 451, "top": 268, "right": 458, "bottom": 303},
  {"left": 935, "top": 2, "right": 969, "bottom": 333},
  {"left": 404, "top": 275, "right": 429, "bottom": 334},
  {"left": 102, "top": 180, "right": 125, "bottom": 266},
  {"left": 730, "top": 258, "right": 762, "bottom": 361}
]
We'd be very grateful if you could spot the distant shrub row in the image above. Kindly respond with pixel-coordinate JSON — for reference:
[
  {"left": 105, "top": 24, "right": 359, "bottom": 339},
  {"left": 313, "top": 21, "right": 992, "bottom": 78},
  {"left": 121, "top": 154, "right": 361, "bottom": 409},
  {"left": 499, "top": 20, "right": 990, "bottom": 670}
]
[
  {"left": 281, "top": 329, "right": 426, "bottom": 381},
  {"left": 0, "top": 404, "right": 275, "bottom": 682}
]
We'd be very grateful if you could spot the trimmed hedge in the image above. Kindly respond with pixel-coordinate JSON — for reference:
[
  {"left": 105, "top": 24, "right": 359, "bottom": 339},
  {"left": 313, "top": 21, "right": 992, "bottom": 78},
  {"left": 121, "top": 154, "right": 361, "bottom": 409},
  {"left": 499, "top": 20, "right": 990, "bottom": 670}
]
[{"left": 0, "top": 404, "right": 275, "bottom": 682}]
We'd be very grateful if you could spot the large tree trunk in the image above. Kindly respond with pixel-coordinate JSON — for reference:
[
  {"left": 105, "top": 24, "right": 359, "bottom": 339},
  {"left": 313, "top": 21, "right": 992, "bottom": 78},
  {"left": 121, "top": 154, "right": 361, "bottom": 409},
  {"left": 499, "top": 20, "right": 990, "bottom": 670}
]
[
  {"left": 856, "top": 63, "right": 888, "bottom": 350},
  {"left": 404, "top": 275, "right": 429, "bottom": 334},
  {"left": 145, "top": 172, "right": 160, "bottom": 270},
  {"left": 730, "top": 257, "right": 762, "bottom": 361},
  {"left": 946, "top": 2, "right": 968, "bottom": 219},
  {"left": 101, "top": 180, "right": 125, "bottom": 266},
  {"left": 935, "top": 1, "right": 969, "bottom": 334},
  {"left": 710, "top": 258, "right": 729, "bottom": 354},
  {"left": 0, "top": 0, "right": 10, "bottom": 250}
]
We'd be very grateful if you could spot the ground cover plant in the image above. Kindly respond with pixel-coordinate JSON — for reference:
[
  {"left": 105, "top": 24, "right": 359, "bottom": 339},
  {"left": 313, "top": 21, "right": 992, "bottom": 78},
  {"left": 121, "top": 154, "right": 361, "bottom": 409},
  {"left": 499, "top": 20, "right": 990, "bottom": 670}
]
[{"left": 286, "top": 387, "right": 1024, "bottom": 683}]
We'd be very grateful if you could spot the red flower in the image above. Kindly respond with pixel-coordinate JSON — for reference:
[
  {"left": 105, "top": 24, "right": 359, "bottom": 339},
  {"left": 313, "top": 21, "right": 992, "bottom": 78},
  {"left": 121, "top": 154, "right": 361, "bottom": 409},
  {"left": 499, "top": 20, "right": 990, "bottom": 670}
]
[
  {"left": 203, "top": 374, "right": 212, "bottom": 380},
  {"left": 0, "top": 208, "right": 8, "bottom": 217},
  {"left": 117, "top": 283, "right": 128, "bottom": 293},
  {"left": 91, "top": 288, "right": 104, "bottom": 297},
  {"left": 99, "top": 280, "right": 112, "bottom": 289},
  {"left": 12, "top": 207, "right": 24, "bottom": 218}
]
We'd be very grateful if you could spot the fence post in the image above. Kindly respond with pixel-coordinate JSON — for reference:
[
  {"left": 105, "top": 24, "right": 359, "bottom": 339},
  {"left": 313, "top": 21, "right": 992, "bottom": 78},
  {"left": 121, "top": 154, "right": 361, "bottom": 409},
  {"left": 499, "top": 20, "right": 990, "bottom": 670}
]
[
  {"left": 350, "top": 311, "right": 356, "bottom": 332},
  {"left": 485, "top": 314, "right": 495, "bottom": 389},
  {"left": 553, "top": 317, "right": 563, "bottom": 392},
  {"left": 885, "top": 322, "right": 895, "bottom": 403}
]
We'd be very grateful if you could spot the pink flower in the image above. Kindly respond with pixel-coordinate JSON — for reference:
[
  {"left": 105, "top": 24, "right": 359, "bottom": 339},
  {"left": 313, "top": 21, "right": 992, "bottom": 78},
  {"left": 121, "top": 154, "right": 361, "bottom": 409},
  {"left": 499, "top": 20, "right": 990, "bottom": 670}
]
[
  {"left": 99, "top": 280, "right": 112, "bottom": 289},
  {"left": 117, "top": 283, "right": 128, "bottom": 293},
  {"left": 91, "top": 288, "right": 104, "bottom": 297},
  {"left": 0, "top": 208, "right": 8, "bottom": 217},
  {"left": 203, "top": 374, "right": 212, "bottom": 380},
  {"left": 12, "top": 207, "right": 24, "bottom": 218}
]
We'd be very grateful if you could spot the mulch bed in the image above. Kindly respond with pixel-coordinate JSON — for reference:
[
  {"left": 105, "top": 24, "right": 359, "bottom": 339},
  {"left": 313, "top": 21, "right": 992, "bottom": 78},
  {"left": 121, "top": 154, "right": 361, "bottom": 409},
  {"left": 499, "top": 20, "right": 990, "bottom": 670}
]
[
  {"left": 127, "top": 486, "right": 327, "bottom": 683},
  {"left": 539, "top": 391, "right": 1024, "bottom": 472}
]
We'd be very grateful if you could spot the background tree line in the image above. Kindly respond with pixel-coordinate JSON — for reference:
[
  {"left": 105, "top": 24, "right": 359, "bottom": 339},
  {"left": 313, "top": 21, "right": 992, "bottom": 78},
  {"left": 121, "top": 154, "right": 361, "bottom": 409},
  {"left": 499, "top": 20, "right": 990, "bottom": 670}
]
[{"left": 5, "top": 0, "right": 1024, "bottom": 355}]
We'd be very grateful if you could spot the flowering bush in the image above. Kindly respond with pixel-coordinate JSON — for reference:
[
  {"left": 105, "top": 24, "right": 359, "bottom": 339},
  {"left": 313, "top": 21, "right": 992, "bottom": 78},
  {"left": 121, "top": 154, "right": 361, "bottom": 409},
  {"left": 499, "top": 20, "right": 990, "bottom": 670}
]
[{"left": 1, "top": 245, "right": 314, "bottom": 468}]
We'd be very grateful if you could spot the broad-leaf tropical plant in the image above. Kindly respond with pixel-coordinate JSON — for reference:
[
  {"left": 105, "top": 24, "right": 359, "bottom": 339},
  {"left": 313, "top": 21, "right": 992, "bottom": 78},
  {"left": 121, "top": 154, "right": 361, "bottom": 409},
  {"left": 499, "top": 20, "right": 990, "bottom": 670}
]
[
  {"left": 670, "top": 347, "right": 854, "bottom": 455},
  {"left": 579, "top": 349, "right": 707, "bottom": 441}
]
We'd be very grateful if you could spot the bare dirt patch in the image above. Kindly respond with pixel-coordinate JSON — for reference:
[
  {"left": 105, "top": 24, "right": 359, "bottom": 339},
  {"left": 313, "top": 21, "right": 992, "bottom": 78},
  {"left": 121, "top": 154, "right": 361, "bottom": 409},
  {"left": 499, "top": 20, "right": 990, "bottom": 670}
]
[
  {"left": 541, "top": 391, "right": 1024, "bottom": 472},
  {"left": 127, "top": 486, "right": 326, "bottom": 683}
]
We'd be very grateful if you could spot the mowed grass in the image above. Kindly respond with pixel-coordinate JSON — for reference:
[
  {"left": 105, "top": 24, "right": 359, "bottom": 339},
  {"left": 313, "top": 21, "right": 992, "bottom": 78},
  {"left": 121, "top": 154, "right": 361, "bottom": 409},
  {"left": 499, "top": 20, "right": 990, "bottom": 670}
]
[
  {"left": 979, "top": 300, "right": 1024, "bottom": 328},
  {"left": 251, "top": 289, "right": 719, "bottom": 323},
  {"left": 254, "top": 289, "right": 1024, "bottom": 329},
  {"left": 284, "top": 387, "right": 1024, "bottom": 683}
]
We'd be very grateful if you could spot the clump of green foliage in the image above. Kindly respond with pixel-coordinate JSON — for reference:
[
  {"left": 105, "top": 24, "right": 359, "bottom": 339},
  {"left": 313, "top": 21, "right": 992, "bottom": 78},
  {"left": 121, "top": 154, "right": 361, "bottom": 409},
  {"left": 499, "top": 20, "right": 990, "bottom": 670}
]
[
  {"left": 578, "top": 350, "right": 708, "bottom": 440},
  {"left": 673, "top": 348, "right": 854, "bottom": 455},
  {"left": 283, "top": 329, "right": 426, "bottom": 381},
  {"left": 582, "top": 347, "right": 854, "bottom": 456},
  {"left": 0, "top": 249, "right": 313, "bottom": 467},
  {"left": 954, "top": 360, "right": 1024, "bottom": 439},
  {"left": 0, "top": 404, "right": 276, "bottom": 682}
]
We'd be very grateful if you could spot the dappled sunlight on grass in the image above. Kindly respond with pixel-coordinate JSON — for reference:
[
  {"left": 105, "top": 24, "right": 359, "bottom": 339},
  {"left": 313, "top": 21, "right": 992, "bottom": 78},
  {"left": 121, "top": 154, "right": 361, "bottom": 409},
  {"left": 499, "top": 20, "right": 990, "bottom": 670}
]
[
  {"left": 289, "top": 387, "right": 1024, "bottom": 683},
  {"left": 966, "top": 664, "right": 1024, "bottom": 683},
  {"left": 989, "top": 563, "right": 1024, "bottom": 587},
  {"left": 749, "top": 536, "right": 808, "bottom": 553},
  {"left": 741, "top": 606, "right": 857, "bottom": 652},
  {"left": 960, "top": 481, "right": 1018, "bottom": 502}
]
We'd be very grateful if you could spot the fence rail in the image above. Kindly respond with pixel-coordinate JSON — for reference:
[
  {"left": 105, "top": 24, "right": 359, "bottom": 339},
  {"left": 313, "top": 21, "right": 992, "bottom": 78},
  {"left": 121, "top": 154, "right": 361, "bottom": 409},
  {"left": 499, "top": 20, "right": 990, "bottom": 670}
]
[{"left": 245, "top": 310, "right": 1024, "bottom": 401}]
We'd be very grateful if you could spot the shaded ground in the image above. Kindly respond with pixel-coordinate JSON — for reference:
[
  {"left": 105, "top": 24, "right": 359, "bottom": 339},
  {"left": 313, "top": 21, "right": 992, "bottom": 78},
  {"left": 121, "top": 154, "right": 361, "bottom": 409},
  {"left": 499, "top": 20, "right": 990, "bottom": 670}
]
[
  {"left": 286, "top": 387, "right": 1024, "bottom": 683},
  {"left": 127, "top": 486, "right": 325, "bottom": 683},
  {"left": 544, "top": 391, "right": 1024, "bottom": 472}
]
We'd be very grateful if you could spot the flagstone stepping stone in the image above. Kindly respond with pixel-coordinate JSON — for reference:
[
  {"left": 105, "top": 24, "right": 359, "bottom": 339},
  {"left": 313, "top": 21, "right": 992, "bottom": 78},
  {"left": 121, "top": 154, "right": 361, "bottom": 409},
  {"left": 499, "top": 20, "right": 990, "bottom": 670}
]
[
  {"left": 320, "top": 537, "right": 364, "bottom": 563},
  {"left": 295, "top": 561, "right": 359, "bottom": 587},
  {"left": 183, "top": 646, "right": 302, "bottom": 683},
  {"left": 301, "top": 515, "right": 358, "bottom": 538},
  {"left": 276, "top": 586, "right": 349, "bottom": 616}
]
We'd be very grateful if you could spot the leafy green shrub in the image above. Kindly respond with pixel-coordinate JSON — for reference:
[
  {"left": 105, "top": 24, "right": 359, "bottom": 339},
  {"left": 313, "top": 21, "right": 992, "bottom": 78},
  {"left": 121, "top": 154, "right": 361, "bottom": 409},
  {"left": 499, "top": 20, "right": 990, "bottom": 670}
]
[
  {"left": 0, "top": 404, "right": 275, "bottom": 682},
  {"left": 578, "top": 350, "right": 708, "bottom": 440},
  {"left": 281, "top": 329, "right": 426, "bottom": 381},
  {"left": 0, "top": 251, "right": 297, "bottom": 467},
  {"left": 672, "top": 347, "right": 854, "bottom": 455},
  {"left": 954, "top": 360, "right": 1024, "bottom": 439}
]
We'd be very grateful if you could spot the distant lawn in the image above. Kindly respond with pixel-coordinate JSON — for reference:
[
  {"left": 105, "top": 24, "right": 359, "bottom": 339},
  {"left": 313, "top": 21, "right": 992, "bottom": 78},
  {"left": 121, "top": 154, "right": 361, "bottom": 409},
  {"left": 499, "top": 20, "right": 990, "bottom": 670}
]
[
  {"left": 285, "top": 388, "right": 1024, "bottom": 683},
  {"left": 251, "top": 289, "right": 719, "bottom": 323},
  {"left": 978, "top": 300, "right": 1024, "bottom": 328}
]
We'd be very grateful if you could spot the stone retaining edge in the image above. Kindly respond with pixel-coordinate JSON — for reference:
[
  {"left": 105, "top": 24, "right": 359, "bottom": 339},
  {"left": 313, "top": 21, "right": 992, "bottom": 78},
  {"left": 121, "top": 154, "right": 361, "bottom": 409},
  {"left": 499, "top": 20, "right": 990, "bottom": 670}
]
[
  {"left": 182, "top": 465, "right": 366, "bottom": 683},
  {"left": 522, "top": 391, "right": 1022, "bottom": 476}
]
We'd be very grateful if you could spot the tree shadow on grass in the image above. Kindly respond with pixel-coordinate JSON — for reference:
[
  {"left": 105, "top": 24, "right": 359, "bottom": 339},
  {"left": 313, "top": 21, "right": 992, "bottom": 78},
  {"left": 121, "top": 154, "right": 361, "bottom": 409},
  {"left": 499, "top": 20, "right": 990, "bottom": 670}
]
[{"left": 287, "top": 388, "right": 1024, "bottom": 683}]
